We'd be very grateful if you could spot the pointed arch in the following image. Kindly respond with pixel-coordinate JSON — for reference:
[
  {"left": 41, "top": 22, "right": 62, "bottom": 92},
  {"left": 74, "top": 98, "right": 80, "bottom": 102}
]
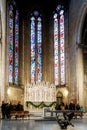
[
  {"left": 76, "top": 3, "right": 87, "bottom": 44},
  {"left": 56, "top": 91, "right": 63, "bottom": 105},
  {"left": 56, "top": 91, "right": 63, "bottom": 97},
  {"left": 8, "top": 0, "right": 19, "bottom": 85},
  {"left": 30, "top": 10, "right": 42, "bottom": 83},
  {"left": 53, "top": 5, "right": 65, "bottom": 86},
  {"left": 75, "top": 3, "right": 87, "bottom": 106}
]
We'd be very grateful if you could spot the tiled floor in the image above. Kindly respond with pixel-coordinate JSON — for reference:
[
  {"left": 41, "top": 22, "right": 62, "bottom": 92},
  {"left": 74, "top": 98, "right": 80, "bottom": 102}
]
[{"left": 0, "top": 118, "right": 87, "bottom": 130}]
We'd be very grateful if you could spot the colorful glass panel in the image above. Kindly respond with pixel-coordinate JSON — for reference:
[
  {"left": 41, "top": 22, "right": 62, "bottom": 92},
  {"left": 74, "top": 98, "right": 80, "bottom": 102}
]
[
  {"left": 30, "top": 13, "right": 42, "bottom": 83},
  {"left": 8, "top": 2, "right": 19, "bottom": 85},
  {"left": 54, "top": 7, "right": 65, "bottom": 86},
  {"left": 14, "top": 10, "right": 19, "bottom": 84},
  {"left": 54, "top": 13, "right": 59, "bottom": 85},
  {"left": 31, "top": 17, "right": 36, "bottom": 82},
  {"left": 59, "top": 10, "right": 65, "bottom": 85},
  {"left": 37, "top": 17, "right": 42, "bottom": 81},
  {"left": 8, "top": 5, "right": 14, "bottom": 83}
]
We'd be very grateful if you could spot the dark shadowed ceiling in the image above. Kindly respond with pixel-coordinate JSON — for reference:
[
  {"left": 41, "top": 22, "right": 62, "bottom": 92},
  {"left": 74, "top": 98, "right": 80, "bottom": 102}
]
[{"left": 17, "top": 0, "right": 69, "bottom": 11}]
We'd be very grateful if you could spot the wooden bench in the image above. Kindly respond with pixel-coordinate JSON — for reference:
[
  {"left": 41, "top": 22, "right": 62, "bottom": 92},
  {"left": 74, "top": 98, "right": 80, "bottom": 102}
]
[
  {"left": 10, "top": 110, "right": 30, "bottom": 119},
  {"left": 74, "top": 111, "right": 83, "bottom": 119},
  {"left": 43, "top": 109, "right": 84, "bottom": 119}
]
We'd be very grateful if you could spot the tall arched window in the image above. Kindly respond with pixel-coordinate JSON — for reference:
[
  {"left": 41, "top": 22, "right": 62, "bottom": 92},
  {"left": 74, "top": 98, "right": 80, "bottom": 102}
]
[
  {"left": 30, "top": 11, "right": 42, "bottom": 83},
  {"left": 53, "top": 5, "right": 65, "bottom": 86},
  {"left": 8, "top": 1, "right": 19, "bottom": 85}
]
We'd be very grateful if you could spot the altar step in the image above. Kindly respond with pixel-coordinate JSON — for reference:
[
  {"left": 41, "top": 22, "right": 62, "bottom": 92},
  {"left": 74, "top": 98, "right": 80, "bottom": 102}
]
[{"left": 29, "top": 110, "right": 56, "bottom": 121}]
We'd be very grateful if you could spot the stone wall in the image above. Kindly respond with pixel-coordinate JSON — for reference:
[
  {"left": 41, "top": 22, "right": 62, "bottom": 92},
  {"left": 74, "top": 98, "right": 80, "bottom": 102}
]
[
  {"left": 6, "top": 86, "right": 24, "bottom": 105},
  {"left": 0, "top": 0, "right": 6, "bottom": 103},
  {"left": 68, "top": 0, "right": 87, "bottom": 108},
  {"left": 22, "top": 6, "right": 55, "bottom": 84},
  {"left": 2, "top": 0, "right": 87, "bottom": 110},
  {"left": 18, "top": 2, "right": 69, "bottom": 104}
]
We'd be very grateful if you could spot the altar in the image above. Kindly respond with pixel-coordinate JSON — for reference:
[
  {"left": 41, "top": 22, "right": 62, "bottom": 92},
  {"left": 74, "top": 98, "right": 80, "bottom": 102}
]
[{"left": 24, "top": 81, "right": 56, "bottom": 111}]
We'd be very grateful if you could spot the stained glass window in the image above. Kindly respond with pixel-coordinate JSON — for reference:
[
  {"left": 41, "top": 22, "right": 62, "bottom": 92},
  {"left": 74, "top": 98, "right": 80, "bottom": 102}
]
[
  {"left": 53, "top": 5, "right": 65, "bottom": 86},
  {"left": 30, "top": 11, "right": 42, "bottom": 83},
  {"left": 8, "top": 2, "right": 19, "bottom": 85},
  {"left": 14, "top": 10, "right": 19, "bottom": 84}
]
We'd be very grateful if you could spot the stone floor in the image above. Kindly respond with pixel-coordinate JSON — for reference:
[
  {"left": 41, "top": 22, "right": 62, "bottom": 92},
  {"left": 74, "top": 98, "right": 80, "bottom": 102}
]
[{"left": 0, "top": 117, "right": 87, "bottom": 130}]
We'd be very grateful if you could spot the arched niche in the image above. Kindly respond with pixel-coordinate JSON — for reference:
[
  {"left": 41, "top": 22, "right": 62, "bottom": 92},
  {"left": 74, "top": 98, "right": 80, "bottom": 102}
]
[
  {"left": 76, "top": 3, "right": 87, "bottom": 107},
  {"left": 76, "top": 3, "right": 87, "bottom": 44},
  {"left": 76, "top": 5, "right": 87, "bottom": 83},
  {"left": 56, "top": 91, "right": 63, "bottom": 105},
  {"left": 82, "top": 14, "right": 87, "bottom": 82}
]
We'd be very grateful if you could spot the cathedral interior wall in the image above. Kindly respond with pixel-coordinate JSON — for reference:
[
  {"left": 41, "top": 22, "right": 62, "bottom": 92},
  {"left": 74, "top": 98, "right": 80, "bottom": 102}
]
[
  {"left": 68, "top": 0, "right": 87, "bottom": 109},
  {"left": 0, "top": 0, "right": 6, "bottom": 103},
  {"left": 1, "top": 0, "right": 87, "bottom": 111}
]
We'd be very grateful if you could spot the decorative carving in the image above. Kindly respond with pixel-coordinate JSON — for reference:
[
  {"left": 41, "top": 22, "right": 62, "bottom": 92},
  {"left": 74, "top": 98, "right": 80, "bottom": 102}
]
[{"left": 25, "top": 81, "right": 56, "bottom": 102}]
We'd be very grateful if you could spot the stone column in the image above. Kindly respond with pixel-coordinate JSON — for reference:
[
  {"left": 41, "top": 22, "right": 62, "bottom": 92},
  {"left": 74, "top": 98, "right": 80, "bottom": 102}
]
[
  {"left": 0, "top": 0, "right": 6, "bottom": 102},
  {"left": 76, "top": 47, "right": 84, "bottom": 106}
]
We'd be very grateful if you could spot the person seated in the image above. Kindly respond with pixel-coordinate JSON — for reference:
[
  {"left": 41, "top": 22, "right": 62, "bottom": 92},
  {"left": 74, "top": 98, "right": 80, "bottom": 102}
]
[
  {"left": 5, "top": 101, "right": 12, "bottom": 119},
  {"left": 55, "top": 103, "right": 61, "bottom": 110},
  {"left": 57, "top": 102, "right": 74, "bottom": 128},
  {"left": 76, "top": 103, "right": 80, "bottom": 110},
  {"left": 69, "top": 101, "right": 75, "bottom": 110},
  {"left": 16, "top": 101, "right": 24, "bottom": 111}
]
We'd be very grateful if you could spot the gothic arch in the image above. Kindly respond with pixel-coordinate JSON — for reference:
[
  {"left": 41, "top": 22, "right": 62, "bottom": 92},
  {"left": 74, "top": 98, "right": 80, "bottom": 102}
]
[
  {"left": 75, "top": 3, "right": 87, "bottom": 107},
  {"left": 76, "top": 3, "right": 87, "bottom": 44},
  {"left": 56, "top": 91, "right": 63, "bottom": 105},
  {"left": 56, "top": 91, "right": 63, "bottom": 97}
]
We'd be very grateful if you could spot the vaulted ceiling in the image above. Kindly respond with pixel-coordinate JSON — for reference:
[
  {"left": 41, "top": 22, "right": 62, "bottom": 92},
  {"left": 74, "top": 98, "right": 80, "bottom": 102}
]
[
  {"left": 17, "top": 0, "right": 69, "bottom": 11},
  {"left": 16, "top": 0, "right": 69, "bottom": 18}
]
